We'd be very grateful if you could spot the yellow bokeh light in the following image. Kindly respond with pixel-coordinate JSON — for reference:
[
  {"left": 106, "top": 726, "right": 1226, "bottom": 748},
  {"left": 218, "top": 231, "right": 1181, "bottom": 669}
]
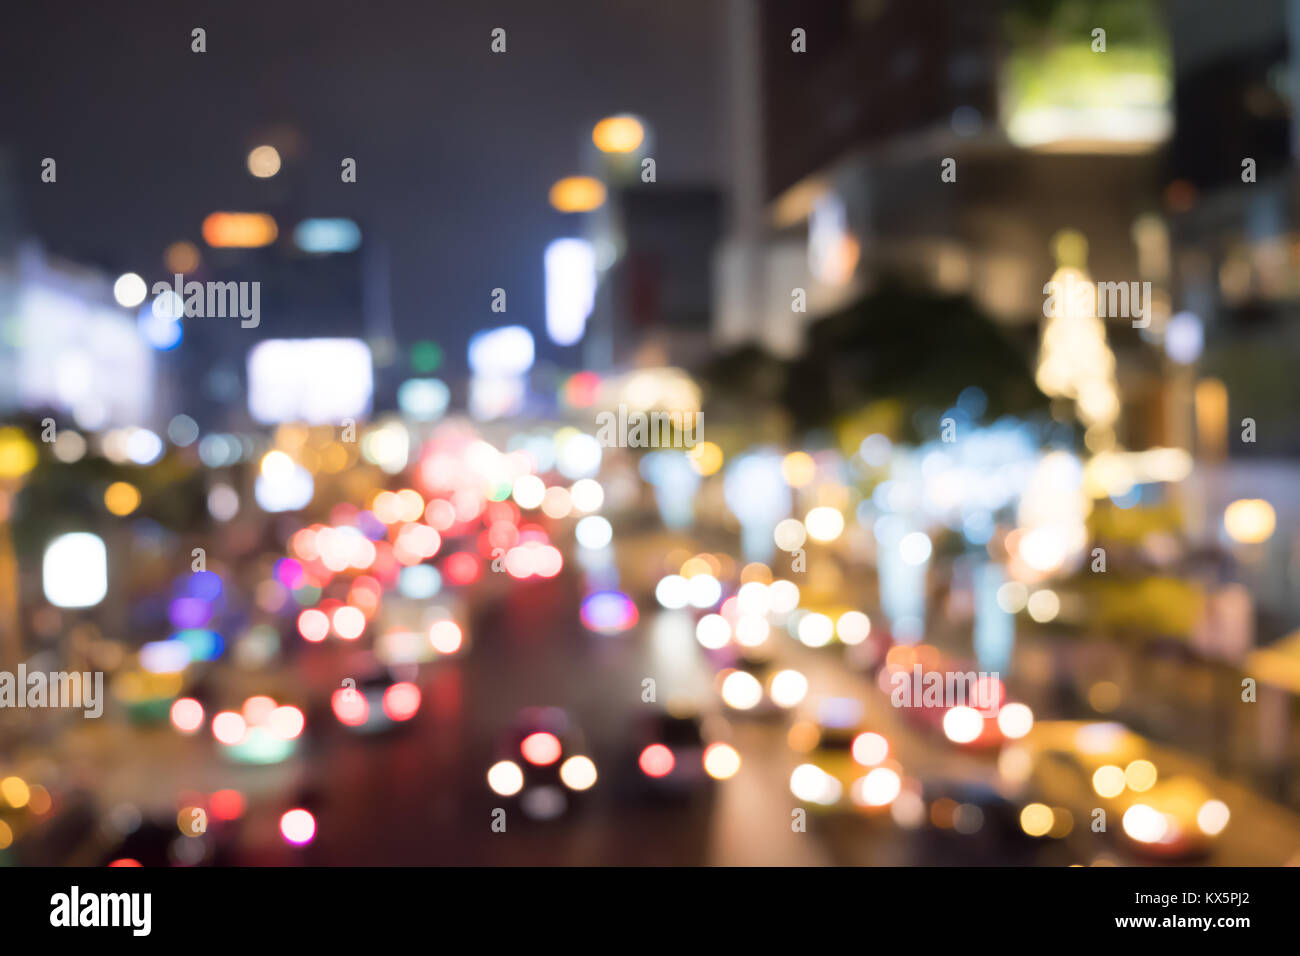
[
  {"left": 26, "top": 784, "right": 51, "bottom": 815},
  {"left": 787, "top": 720, "right": 820, "bottom": 753},
  {"left": 178, "top": 806, "right": 206, "bottom": 837},
  {"left": 592, "top": 115, "right": 645, "bottom": 153},
  {"left": 782, "top": 452, "right": 816, "bottom": 487},
  {"left": 164, "top": 240, "right": 200, "bottom": 274},
  {"left": 1020, "top": 802, "right": 1055, "bottom": 836},
  {"left": 1048, "top": 806, "right": 1074, "bottom": 838},
  {"left": 1124, "top": 759, "right": 1158, "bottom": 793},
  {"left": 1088, "top": 681, "right": 1121, "bottom": 712},
  {"left": 104, "top": 481, "right": 141, "bottom": 516},
  {"left": 1197, "top": 799, "right": 1230, "bottom": 836},
  {"left": 549, "top": 176, "right": 606, "bottom": 213},
  {"left": 247, "top": 145, "right": 282, "bottom": 178},
  {"left": 688, "top": 441, "right": 723, "bottom": 476},
  {"left": 804, "top": 506, "right": 844, "bottom": 542},
  {"left": 1123, "top": 803, "right": 1167, "bottom": 843},
  {"left": 679, "top": 556, "right": 713, "bottom": 579},
  {"left": 202, "top": 212, "right": 278, "bottom": 248},
  {"left": 1092, "top": 764, "right": 1126, "bottom": 798},
  {"left": 1, "top": 776, "right": 30, "bottom": 808},
  {"left": 487, "top": 760, "right": 524, "bottom": 796},
  {"left": 559, "top": 755, "right": 598, "bottom": 791},
  {"left": 0, "top": 428, "right": 38, "bottom": 479},
  {"left": 320, "top": 442, "right": 350, "bottom": 473},
  {"left": 274, "top": 424, "right": 310, "bottom": 451},
  {"left": 260, "top": 450, "right": 295, "bottom": 480},
  {"left": 1223, "top": 499, "right": 1276, "bottom": 544},
  {"left": 396, "top": 488, "right": 425, "bottom": 523},
  {"left": 703, "top": 742, "right": 742, "bottom": 780}
]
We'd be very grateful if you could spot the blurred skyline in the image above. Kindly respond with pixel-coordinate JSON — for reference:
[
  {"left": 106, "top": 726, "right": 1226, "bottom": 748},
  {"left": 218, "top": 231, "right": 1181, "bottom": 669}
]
[{"left": 2, "top": 0, "right": 724, "bottom": 374}]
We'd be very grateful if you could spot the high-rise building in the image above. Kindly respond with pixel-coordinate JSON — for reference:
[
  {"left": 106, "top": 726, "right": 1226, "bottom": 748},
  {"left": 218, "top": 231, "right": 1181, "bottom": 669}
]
[{"left": 715, "top": 0, "right": 1172, "bottom": 359}]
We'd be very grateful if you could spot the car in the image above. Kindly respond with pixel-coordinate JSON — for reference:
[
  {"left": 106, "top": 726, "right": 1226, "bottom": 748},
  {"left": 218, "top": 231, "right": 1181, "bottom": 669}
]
[
  {"left": 879, "top": 646, "right": 1033, "bottom": 752},
  {"left": 206, "top": 694, "right": 306, "bottom": 766},
  {"left": 622, "top": 707, "right": 712, "bottom": 800},
  {"left": 0, "top": 786, "right": 92, "bottom": 866},
  {"left": 486, "top": 707, "right": 598, "bottom": 820},
  {"left": 329, "top": 662, "right": 423, "bottom": 735},
  {"left": 913, "top": 780, "right": 1041, "bottom": 865},
  {"left": 1006, "top": 720, "right": 1231, "bottom": 861},
  {"left": 113, "top": 666, "right": 186, "bottom": 724},
  {"left": 707, "top": 643, "right": 812, "bottom": 718},
  {"left": 715, "top": 656, "right": 784, "bottom": 718},
  {"left": 787, "top": 697, "right": 904, "bottom": 815}
]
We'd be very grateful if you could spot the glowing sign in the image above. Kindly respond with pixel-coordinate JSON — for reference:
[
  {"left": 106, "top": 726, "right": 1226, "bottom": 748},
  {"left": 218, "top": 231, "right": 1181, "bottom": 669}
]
[
  {"left": 247, "top": 338, "right": 373, "bottom": 424},
  {"left": 545, "top": 239, "right": 596, "bottom": 346}
]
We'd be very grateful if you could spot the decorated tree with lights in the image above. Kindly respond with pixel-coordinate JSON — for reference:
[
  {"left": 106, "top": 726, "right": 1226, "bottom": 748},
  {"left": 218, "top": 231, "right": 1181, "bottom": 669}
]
[{"left": 1036, "top": 230, "right": 1122, "bottom": 452}]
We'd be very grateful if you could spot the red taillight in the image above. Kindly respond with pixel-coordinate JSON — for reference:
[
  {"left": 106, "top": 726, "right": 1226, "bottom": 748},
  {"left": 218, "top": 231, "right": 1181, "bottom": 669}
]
[
  {"left": 331, "top": 688, "right": 370, "bottom": 726},
  {"left": 521, "top": 731, "right": 562, "bottom": 766},
  {"left": 444, "top": 552, "right": 481, "bottom": 586},
  {"left": 210, "top": 789, "right": 245, "bottom": 821},
  {"left": 382, "top": 682, "right": 421, "bottom": 721},
  {"left": 639, "top": 743, "right": 675, "bottom": 778}
]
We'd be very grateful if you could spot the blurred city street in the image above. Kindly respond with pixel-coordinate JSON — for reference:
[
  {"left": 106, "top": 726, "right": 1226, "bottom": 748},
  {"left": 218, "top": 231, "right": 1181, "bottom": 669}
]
[
  {"left": 13, "top": 505, "right": 1300, "bottom": 867},
  {"left": 3, "top": 0, "right": 1300, "bottom": 875}
]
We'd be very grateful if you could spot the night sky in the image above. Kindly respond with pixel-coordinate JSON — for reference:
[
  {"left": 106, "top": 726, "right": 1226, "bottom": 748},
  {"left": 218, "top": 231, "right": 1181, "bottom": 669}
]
[{"left": 3, "top": 0, "right": 724, "bottom": 374}]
